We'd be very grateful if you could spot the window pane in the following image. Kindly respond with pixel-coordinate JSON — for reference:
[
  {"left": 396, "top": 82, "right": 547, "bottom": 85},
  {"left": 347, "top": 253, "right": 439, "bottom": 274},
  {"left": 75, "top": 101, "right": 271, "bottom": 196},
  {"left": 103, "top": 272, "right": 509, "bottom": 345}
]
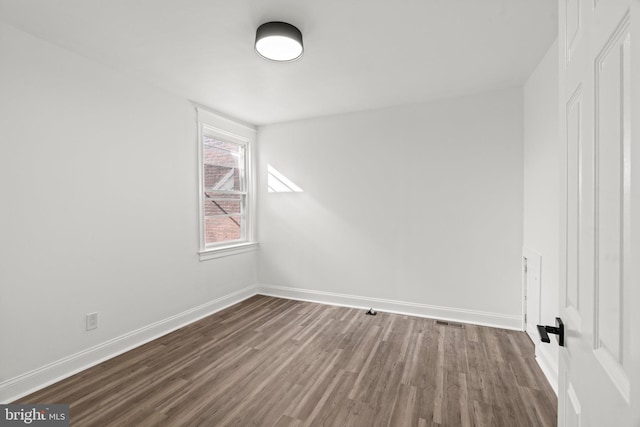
[
  {"left": 204, "top": 164, "right": 241, "bottom": 191},
  {"left": 203, "top": 195, "right": 242, "bottom": 216},
  {"left": 205, "top": 216, "right": 242, "bottom": 244},
  {"left": 203, "top": 136, "right": 242, "bottom": 168},
  {"left": 203, "top": 137, "right": 243, "bottom": 191}
]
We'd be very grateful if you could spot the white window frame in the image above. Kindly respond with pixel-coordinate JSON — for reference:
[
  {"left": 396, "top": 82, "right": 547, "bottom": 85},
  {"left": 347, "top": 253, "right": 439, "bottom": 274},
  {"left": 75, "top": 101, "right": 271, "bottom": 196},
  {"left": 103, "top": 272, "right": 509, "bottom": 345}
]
[{"left": 196, "top": 107, "right": 257, "bottom": 260}]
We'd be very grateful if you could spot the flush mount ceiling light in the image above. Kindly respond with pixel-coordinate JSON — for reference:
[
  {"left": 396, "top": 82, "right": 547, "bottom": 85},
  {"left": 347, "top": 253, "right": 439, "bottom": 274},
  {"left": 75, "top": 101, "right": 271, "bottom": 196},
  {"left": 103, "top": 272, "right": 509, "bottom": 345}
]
[{"left": 255, "top": 21, "right": 303, "bottom": 61}]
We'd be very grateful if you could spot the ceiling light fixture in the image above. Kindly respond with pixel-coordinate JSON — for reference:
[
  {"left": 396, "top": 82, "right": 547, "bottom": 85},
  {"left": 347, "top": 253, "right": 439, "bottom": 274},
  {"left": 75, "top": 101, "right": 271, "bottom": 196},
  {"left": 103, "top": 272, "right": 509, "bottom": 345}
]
[{"left": 255, "top": 21, "right": 303, "bottom": 62}]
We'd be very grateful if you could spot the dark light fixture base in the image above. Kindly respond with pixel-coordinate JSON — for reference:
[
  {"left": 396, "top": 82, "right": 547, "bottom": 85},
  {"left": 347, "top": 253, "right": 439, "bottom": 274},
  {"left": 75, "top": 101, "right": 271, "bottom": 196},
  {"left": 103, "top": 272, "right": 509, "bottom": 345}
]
[{"left": 255, "top": 21, "right": 304, "bottom": 62}]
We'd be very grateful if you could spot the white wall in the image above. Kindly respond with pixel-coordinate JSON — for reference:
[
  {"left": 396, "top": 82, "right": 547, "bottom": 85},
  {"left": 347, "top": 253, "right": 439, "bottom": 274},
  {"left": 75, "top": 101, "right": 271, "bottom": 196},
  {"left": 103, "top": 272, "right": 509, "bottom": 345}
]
[
  {"left": 0, "top": 23, "right": 257, "bottom": 401},
  {"left": 257, "top": 88, "right": 524, "bottom": 328},
  {"left": 523, "top": 39, "right": 560, "bottom": 390}
]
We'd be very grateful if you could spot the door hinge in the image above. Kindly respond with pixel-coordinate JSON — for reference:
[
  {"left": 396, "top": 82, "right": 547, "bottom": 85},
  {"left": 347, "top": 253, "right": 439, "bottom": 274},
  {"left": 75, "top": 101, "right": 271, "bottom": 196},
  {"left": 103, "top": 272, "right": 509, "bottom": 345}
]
[{"left": 524, "top": 313, "right": 527, "bottom": 324}]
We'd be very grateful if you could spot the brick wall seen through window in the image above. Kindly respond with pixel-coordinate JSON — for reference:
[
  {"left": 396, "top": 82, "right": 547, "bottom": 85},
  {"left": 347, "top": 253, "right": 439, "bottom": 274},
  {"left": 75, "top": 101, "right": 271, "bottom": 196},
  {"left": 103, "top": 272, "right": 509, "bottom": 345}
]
[{"left": 202, "top": 136, "right": 245, "bottom": 244}]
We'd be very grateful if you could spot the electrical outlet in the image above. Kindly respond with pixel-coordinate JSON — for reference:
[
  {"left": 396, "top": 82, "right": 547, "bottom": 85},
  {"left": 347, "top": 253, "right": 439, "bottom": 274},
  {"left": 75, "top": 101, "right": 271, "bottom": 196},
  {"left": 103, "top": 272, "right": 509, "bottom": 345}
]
[{"left": 86, "top": 313, "right": 98, "bottom": 331}]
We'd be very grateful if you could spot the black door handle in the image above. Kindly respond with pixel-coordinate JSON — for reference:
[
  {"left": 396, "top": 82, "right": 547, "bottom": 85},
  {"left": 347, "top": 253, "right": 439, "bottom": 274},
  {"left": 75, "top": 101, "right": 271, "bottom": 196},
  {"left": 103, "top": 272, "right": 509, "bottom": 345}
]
[{"left": 537, "top": 317, "right": 564, "bottom": 346}]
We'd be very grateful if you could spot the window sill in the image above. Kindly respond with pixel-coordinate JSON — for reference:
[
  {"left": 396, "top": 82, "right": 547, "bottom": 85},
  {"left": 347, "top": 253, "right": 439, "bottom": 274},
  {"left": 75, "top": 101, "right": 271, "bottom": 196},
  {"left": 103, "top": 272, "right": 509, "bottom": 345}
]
[{"left": 198, "top": 242, "right": 258, "bottom": 261}]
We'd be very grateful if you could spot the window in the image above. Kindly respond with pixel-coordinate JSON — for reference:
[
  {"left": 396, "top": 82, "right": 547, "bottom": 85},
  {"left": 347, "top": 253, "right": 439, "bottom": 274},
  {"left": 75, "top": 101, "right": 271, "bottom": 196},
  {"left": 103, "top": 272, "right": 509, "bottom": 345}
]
[{"left": 197, "top": 107, "right": 256, "bottom": 260}]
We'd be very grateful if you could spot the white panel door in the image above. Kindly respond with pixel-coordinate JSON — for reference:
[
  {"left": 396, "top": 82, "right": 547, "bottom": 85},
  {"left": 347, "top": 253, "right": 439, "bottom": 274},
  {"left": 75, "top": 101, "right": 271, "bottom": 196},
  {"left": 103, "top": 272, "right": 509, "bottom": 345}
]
[{"left": 557, "top": 0, "right": 637, "bottom": 425}]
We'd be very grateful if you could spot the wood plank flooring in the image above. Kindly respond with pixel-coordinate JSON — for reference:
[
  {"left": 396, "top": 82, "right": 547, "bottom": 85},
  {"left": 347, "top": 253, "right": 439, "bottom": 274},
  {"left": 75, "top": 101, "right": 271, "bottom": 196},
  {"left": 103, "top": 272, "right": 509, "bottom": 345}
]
[{"left": 16, "top": 295, "right": 557, "bottom": 426}]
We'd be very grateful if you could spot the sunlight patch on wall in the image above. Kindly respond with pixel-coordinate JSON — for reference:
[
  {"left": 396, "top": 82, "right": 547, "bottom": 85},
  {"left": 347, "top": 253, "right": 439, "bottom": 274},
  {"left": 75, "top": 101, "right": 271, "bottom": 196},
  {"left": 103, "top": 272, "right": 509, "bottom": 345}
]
[{"left": 268, "top": 165, "right": 303, "bottom": 193}]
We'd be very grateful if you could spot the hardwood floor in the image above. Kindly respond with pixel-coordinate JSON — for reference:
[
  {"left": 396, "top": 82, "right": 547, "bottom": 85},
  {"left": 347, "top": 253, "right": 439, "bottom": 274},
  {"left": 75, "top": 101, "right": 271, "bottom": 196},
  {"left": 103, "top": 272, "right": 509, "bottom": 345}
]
[{"left": 17, "top": 295, "right": 557, "bottom": 426}]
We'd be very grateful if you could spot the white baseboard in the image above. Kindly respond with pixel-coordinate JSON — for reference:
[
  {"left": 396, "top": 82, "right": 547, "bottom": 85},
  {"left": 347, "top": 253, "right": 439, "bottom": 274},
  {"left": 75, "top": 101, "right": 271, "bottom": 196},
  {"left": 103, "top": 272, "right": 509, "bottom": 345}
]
[
  {"left": 0, "top": 285, "right": 258, "bottom": 404},
  {"left": 257, "top": 284, "right": 522, "bottom": 330},
  {"left": 2, "top": 283, "right": 526, "bottom": 403},
  {"left": 535, "top": 346, "right": 559, "bottom": 395}
]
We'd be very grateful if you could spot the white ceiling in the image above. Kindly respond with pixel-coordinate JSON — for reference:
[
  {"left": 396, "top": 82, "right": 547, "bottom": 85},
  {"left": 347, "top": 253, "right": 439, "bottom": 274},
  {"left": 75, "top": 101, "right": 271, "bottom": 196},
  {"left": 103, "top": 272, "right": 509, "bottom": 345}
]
[{"left": 0, "top": 0, "right": 557, "bottom": 125}]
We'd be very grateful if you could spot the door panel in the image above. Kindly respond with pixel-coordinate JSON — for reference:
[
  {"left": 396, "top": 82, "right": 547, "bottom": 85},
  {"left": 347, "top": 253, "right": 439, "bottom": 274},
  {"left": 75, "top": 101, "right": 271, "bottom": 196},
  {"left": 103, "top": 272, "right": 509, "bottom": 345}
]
[
  {"left": 593, "top": 15, "right": 631, "bottom": 399},
  {"left": 565, "top": 380, "right": 581, "bottom": 426},
  {"left": 565, "top": 85, "right": 582, "bottom": 317}
]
